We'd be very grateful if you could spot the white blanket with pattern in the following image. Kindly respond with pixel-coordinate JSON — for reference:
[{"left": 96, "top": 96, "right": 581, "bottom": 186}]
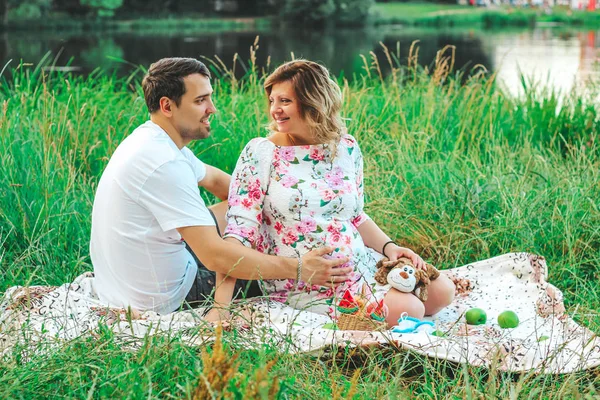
[{"left": 1, "top": 252, "right": 598, "bottom": 373}]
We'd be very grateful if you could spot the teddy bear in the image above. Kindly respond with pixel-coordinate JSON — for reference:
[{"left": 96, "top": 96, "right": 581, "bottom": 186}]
[{"left": 374, "top": 257, "right": 440, "bottom": 302}]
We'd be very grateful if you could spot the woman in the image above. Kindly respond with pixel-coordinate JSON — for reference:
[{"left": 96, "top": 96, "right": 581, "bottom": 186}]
[{"left": 212, "top": 60, "right": 455, "bottom": 328}]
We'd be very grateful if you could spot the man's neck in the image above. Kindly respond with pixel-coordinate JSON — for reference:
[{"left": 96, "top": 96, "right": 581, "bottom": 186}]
[{"left": 149, "top": 115, "right": 186, "bottom": 149}]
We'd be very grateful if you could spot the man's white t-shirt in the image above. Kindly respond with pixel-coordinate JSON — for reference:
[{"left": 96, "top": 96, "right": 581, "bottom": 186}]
[{"left": 90, "top": 120, "right": 215, "bottom": 314}]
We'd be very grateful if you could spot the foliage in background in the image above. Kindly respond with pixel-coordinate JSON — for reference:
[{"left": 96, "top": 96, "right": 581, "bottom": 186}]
[
  {"left": 276, "top": 0, "right": 374, "bottom": 25},
  {"left": 6, "top": 0, "right": 51, "bottom": 20},
  {"left": 1, "top": 0, "right": 374, "bottom": 26},
  {"left": 0, "top": 46, "right": 599, "bottom": 397},
  {"left": 80, "top": 0, "right": 123, "bottom": 17}
]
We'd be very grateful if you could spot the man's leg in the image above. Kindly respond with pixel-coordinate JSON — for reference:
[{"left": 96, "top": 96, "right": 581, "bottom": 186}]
[{"left": 184, "top": 202, "right": 263, "bottom": 309}]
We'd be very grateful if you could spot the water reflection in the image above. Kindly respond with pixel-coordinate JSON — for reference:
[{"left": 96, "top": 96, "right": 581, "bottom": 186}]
[
  {"left": 0, "top": 27, "right": 599, "bottom": 95},
  {"left": 489, "top": 29, "right": 600, "bottom": 96}
]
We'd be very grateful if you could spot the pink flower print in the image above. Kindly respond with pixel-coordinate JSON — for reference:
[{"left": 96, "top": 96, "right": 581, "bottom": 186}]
[
  {"left": 281, "top": 228, "right": 299, "bottom": 245},
  {"left": 347, "top": 271, "right": 362, "bottom": 285},
  {"left": 327, "top": 220, "right": 342, "bottom": 234},
  {"left": 278, "top": 147, "right": 296, "bottom": 162},
  {"left": 240, "top": 226, "right": 257, "bottom": 240},
  {"left": 313, "top": 287, "right": 334, "bottom": 299},
  {"left": 310, "top": 148, "right": 325, "bottom": 161},
  {"left": 272, "top": 159, "right": 282, "bottom": 171},
  {"left": 331, "top": 166, "right": 344, "bottom": 179},
  {"left": 342, "top": 136, "right": 355, "bottom": 147},
  {"left": 256, "top": 213, "right": 263, "bottom": 224},
  {"left": 247, "top": 178, "right": 261, "bottom": 195},
  {"left": 281, "top": 175, "right": 299, "bottom": 188},
  {"left": 351, "top": 214, "right": 367, "bottom": 228},
  {"left": 310, "top": 182, "right": 317, "bottom": 189},
  {"left": 325, "top": 167, "right": 345, "bottom": 189},
  {"left": 264, "top": 215, "right": 271, "bottom": 225},
  {"left": 296, "top": 280, "right": 307, "bottom": 291},
  {"left": 229, "top": 193, "right": 241, "bottom": 206},
  {"left": 270, "top": 291, "right": 288, "bottom": 303},
  {"left": 319, "top": 188, "right": 336, "bottom": 202},
  {"left": 344, "top": 235, "right": 352, "bottom": 245},
  {"left": 329, "top": 177, "right": 344, "bottom": 189},
  {"left": 296, "top": 217, "right": 317, "bottom": 234},
  {"left": 330, "top": 232, "right": 342, "bottom": 244},
  {"left": 241, "top": 198, "right": 253, "bottom": 209},
  {"left": 274, "top": 221, "right": 284, "bottom": 235},
  {"left": 256, "top": 234, "right": 265, "bottom": 252},
  {"left": 224, "top": 225, "right": 242, "bottom": 237},
  {"left": 283, "top": 280, "right": 295, "bottom": 290},
  {"left": 248, "top": 189, "right": 262, "bottom": 201}
]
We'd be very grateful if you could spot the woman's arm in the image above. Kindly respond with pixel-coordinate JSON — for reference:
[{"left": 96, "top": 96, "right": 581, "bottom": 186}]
[{"left": 205, "top": 237, "right": 244, "bottom": 322}]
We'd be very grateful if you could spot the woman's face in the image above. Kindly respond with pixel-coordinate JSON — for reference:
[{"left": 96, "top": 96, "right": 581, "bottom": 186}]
[{"left": 269, "top": 81, "right": 308, "bottom": 138}]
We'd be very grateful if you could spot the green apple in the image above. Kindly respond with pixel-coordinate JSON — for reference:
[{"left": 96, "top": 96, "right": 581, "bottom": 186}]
[
  {"left": 465, "top": 308, "right": 487, "bottom": 325},
  {"left": 497, "top": 310, "right": 519, "bottom": 329}
]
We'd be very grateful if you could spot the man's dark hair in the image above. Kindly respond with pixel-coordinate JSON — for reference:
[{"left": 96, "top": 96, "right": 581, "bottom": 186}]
[{"left": 142, "top": 58, "right": 211, "bottom": 113}]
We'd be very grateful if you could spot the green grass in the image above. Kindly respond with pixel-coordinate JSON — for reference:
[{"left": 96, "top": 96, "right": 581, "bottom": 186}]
[
  {"left": 373, "top": 2, "right": 600, "bottom": 28},
  {"left": 0, "top": 47, "right": 599, "bottom": 397}
]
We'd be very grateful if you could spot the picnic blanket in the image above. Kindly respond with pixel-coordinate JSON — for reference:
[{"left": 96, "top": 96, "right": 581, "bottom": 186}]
[{"left": 1, "top": 252, "right": 599, "bottom": 374}]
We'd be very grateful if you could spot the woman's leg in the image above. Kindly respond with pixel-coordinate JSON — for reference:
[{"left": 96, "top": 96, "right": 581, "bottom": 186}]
[
  {"left": 422, "top": 273, "right": 456, "bottom": 316},
  {"left": 383, "top": 289, "right": 425, "bottom": 329}
]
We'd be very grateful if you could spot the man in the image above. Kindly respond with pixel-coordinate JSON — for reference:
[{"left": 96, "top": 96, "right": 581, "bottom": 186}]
[{"left": 90, "top": 57, "right": 351, "bottom": 315}]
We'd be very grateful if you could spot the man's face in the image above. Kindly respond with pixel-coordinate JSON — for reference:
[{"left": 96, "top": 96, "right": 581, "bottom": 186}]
[{"left": 171, "top": 73, "right": 216, "bottom": 142}]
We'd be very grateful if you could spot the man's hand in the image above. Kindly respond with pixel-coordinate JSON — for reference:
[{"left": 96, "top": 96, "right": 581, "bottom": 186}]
[
  {"left": 385, "top": 245, "right": 426, "bottom": 270},
  {"left": 300, "top": 246, "right": 352, "bottom": 286}
]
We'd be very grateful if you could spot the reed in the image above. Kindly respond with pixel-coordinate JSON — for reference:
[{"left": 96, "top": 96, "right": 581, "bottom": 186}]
[{"left": 0, "top": 45, "right": 598, "bottom": 397}]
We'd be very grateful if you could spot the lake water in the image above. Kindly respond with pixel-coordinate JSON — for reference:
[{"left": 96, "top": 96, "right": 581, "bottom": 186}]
[{"left": 1, "top": 25, "right": 599, "bottom": 96}]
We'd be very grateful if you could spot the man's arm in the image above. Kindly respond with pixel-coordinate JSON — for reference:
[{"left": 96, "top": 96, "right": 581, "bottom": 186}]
[
  {"left": 199, "top": 164, "right": 230, "bottom": 201},
  {"left": 177, "top": 225, "right": 352, "bottom": 285}
]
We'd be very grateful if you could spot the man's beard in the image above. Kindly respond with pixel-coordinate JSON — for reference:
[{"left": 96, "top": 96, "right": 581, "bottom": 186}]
[{"left": 180, "top": 124, "right": 210, "bottom": 141}]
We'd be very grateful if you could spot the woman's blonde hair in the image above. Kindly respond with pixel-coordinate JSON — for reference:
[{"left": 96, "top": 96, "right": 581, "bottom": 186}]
[{"left": 264, "top": 60, "right": 344, "bottom": 153}]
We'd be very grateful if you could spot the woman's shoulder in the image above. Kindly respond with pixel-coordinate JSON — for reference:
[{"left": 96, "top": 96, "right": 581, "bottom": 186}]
[
  {"left": 339, "top": 132, "right": 359, "bottom": 147},
  {"left": 338, "top": 132, "right": 362, "bottom": 154},
  {"left": 243, "top": 137, "right": 276, "bottom": 153}
]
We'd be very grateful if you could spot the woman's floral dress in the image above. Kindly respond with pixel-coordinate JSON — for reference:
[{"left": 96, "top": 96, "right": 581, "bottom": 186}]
[{"left": 223, "top": 134, "right": 384, "bottom": 316}]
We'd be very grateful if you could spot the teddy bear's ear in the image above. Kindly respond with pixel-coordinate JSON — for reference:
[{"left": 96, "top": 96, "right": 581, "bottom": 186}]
[
  {"left": 415, "top": 269, "right": 430, "bottom": 285},
  {"left": 375, "top": 257, "right": 400, "bottom": 270},
  {"left": 418, "top": 286, "right": 428, "bottom": 302},
  {"left": 427, "top": 263, "right": 440, "bottom": 280},
  {"left": 374, "top": 265, "right": 391, "bottom": 285},
  {"left": 375, "top": 258, "right": 388, "bottom": 270}
]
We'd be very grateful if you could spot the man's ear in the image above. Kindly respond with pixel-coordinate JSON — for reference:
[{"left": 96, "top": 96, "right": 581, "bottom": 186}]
[{"left": 159, "top": 97, "right": 173, "bottom": 116}]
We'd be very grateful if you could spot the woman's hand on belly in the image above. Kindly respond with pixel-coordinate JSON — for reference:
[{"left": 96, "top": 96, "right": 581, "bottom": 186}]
[{"left": 301, "top": 246, "right": 352, "bottom": 286}]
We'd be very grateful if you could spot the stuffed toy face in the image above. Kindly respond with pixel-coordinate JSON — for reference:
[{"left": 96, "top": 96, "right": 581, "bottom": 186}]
[
  {"left": 386, "top": 264, "right": 417, "bottom": 293},
  {"left": 374, "top": 256, "right": 441, "bottom": 302}
]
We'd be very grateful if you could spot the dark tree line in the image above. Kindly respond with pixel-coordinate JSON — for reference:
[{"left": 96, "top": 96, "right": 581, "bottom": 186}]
[{"left": 2, "top": 0, "right": 374, "bottom": 27}]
